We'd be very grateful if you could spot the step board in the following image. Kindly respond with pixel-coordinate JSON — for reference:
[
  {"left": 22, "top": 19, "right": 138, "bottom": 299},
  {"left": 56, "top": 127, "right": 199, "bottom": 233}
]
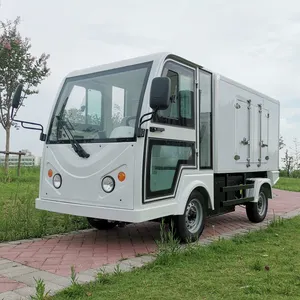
[{"left": 221, "top": 182, "right": 254, "bottom": 207}]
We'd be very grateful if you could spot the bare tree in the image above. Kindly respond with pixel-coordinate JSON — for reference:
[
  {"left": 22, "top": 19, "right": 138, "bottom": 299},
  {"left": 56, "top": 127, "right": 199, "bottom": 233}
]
[
  {"left": 279, "top": 135, "right": 285, "bottom": 150},
  {"left": 282, "top": 149, "right": 294, "bottom": 177},
  {"left": 292, "top": 138, "right": 300, "bottom": 170},
  {"left": 112, "top": 103, "right": 123, "bottom": 127}
]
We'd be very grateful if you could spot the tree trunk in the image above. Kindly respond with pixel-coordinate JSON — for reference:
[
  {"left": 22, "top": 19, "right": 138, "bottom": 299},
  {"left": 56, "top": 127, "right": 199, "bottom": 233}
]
[{"left": 4, "top": 127, "right": 10, "bottom": 175}]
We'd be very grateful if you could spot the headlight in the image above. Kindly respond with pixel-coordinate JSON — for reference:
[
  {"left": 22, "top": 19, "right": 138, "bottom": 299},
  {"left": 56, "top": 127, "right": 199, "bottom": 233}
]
[
  {"left": 53, "top": 174, "right": 62, "bottom": 189},
  {"left": 102, "top": 176, "right": 115, "bottom": 193}
]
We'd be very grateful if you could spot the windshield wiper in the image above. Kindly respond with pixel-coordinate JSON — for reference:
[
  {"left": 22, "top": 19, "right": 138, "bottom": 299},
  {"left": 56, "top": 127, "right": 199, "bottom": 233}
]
[{"left": 56, "top": 116, "right": 90, "bottom": 158}]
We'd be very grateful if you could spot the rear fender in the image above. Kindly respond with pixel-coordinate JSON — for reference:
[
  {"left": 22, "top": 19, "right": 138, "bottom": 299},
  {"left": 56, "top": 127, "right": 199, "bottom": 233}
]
[{"left": 246, "top": 178, "right": 272, "bottom": 202}]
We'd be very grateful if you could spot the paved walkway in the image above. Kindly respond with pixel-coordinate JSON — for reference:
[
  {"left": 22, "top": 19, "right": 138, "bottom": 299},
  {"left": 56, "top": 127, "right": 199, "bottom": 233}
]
[{"left": 0, "top": 189, "right": 299, "bottom": 299}]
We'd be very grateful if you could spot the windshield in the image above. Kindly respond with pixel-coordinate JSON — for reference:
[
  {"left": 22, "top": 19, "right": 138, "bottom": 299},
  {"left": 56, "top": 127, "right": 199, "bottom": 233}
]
[{"left": 47, "top": 62, "right": 152, "bottom": 144}]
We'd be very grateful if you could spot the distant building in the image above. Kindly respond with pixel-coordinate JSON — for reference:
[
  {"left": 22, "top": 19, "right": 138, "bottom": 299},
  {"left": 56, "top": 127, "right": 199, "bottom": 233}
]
[{"left": 0, "top": 149, "right": 41, "bottom": 167}]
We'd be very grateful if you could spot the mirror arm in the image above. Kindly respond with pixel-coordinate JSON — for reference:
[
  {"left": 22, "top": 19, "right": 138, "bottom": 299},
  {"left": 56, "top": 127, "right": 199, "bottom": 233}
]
[
  {"left": 11, "top": 111, "right": 47, "bottom": 142},
  {"left": 20, "top": 120, "right": 44, "bottom": 132},
  {"left": 137, "top": 108, "right": 158, "bottom": 138}
]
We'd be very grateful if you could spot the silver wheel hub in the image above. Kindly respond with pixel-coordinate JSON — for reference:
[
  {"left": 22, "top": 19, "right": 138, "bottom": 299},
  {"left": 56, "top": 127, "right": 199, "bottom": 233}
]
[
  {"left": 257, "top": 192, "right": 267, "bottom": 216},
  {"left": 185, "top": 199, "right": 203, "bottom": 234}
]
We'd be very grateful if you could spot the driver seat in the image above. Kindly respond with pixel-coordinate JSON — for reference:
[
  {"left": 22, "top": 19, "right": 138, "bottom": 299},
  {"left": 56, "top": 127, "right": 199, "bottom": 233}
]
[
  {"left": 109, "top": 116, "right": 135, "bottom": 139},
  {"left": 120, "top": 116, "right": 135, "bottom": 126}
]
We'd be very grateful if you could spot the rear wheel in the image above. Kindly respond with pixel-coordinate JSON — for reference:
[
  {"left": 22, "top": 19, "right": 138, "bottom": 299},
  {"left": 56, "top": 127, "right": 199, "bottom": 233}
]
[
  {"left": 246, "top": 186, "right": 268, "bottom": 223},
  {"left": 87, "top": 218, "right": 117, "bottom": 230},
  {"left": 173, "top": 191, "right": 206, "bottom": 243}
]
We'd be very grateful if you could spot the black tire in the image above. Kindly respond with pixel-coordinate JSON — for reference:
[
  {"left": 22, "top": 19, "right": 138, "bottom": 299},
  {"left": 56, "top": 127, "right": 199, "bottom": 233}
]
[
  {"left": 246, "top": 186, "right": 269, "bottom": 223},
  {"left": 173, "top": 191, "right": 206, "bottom": 243},
  {"left": 87, "top": 218, "right": 117, "bottom": 230}
]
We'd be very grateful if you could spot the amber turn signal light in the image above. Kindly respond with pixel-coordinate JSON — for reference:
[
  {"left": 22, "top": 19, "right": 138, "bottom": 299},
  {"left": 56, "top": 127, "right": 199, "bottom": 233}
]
[{"left": 118, "top": 172, "right": 126, "bottom": 182}]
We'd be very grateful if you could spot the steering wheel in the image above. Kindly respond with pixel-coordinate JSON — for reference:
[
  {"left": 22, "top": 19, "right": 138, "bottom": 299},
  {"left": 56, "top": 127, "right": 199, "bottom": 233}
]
[{"left": 126, "top": 116, "right": 136, "bottom": 126}]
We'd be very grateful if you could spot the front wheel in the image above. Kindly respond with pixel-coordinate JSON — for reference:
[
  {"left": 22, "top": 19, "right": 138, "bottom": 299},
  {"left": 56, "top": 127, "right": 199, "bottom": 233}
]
[
  {"left": 87, "top": 218, "right": 117, "bottom": 230},
  {"left": 246, "top": 187, "right": 269, "bottom": 223},
  {"left": 173, "top": 191, "right": 206, "bottom": 243}
]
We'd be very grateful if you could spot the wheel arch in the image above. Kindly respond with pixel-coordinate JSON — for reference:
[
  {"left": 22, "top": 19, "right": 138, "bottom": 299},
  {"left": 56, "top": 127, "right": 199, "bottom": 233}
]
[
  {"left": 176, "top": 180, "right": 213, "bottom": 215},
  {"left": 194, "top": 186, "right": 211, "bottom": 210},
  {"left": 261, "top": 182, "right": 272, "bottom": 199},
  {"left": 246, "top": 178, "right": 273, "bottom": 203}
]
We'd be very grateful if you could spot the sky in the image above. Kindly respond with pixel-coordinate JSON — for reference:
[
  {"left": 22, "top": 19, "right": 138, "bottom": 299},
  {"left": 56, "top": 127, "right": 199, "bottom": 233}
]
[{"left": 0, "top": 0, "right": 299, "bottom": 160}]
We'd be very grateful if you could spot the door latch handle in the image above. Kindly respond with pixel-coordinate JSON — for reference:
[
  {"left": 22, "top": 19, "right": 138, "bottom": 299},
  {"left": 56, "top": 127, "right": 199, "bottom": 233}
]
[
  {"left": 260, "top": 141, "right": 268, "bottom": 147},
  {"left": 241, "top": 137, "right": 250, "bottom": 145},
  {"left": 150, "top": 127, "right": 165, "bottom": 133}
]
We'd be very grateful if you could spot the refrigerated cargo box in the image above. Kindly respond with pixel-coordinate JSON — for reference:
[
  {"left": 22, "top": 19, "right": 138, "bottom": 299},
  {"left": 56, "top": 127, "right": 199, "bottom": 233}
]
[{"left": 213, "top": 74, "right": 279, "bottom": 175}]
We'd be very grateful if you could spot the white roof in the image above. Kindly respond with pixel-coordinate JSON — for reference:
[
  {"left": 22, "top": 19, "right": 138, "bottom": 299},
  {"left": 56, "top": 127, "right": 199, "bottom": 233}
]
[
  {"left": 65, "top": 51, "right": 279, "bottom": 104},
  {"left": 66, "top": 52, "right": 170, "bottom": 78}
]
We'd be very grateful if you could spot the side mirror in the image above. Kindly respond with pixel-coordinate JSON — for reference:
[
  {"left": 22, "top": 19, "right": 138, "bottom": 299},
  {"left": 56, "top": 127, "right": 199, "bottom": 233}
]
[
  {"left": 150, "top": 77, "right": 171, "bottom": 111},
  {"left": 12, "top": 84, "right": 23, "bottom": 109},
  {"left": 10, "top": 83, "right": 47, "bottom": 142}
]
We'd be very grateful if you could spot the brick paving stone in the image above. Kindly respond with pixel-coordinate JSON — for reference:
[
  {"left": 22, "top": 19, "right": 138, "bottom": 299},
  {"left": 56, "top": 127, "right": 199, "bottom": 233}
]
[{"left": 0, "top": 275, "right": 25, "bottom": 293}]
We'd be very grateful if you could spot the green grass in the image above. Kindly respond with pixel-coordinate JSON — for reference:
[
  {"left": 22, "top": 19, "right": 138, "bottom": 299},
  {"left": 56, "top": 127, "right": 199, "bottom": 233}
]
[
  {"left": 274, "top": 177, "right": 300, "bottom": 192},
  {"left": 0, "top": 166, "right": 89, "bottom": 242},
  {"left": 51, "top": 216, "right": 300, "bottom": 300}
]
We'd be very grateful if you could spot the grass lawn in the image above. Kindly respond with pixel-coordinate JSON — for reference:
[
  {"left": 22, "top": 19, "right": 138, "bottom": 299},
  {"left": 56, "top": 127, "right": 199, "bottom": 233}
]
[
  {"left": 274, "top": 177, "right": 300, "bottom": 192},
  {"left": 51, "top": 216, "right": 300, "bottom": 300},
  {"left": 0, "top": 167, "right": 89, "bottom": 242}
]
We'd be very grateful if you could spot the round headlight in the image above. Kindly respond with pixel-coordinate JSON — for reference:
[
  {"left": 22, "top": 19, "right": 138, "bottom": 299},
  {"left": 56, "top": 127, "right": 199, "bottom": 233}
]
[
  {"left": 53, "top": 174, "right": 62, "bottom": 189},
  {"left": 102, "top": 176, "right": 115, "bottom": 193}
]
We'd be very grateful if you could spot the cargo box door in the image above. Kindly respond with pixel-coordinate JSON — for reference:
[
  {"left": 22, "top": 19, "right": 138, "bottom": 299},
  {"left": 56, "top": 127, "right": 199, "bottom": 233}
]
[
  {"left": 253, "top": 104, "right": 269, "bottom": 167},
  {"left": 234, "top": 98, "right": 251, "bottom": 167},
  {"left": 260, "top": 107, "right": 270, "bottom": 166}
]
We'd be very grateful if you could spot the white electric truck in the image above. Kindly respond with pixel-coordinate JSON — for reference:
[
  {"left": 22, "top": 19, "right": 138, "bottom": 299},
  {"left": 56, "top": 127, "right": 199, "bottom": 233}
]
[{"left": 11, "top": 52, "right": 280, "bottom": 242}]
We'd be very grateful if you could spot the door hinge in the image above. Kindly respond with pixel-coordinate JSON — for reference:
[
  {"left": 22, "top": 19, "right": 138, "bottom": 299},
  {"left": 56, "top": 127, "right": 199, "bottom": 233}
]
[
  {"left": 137, "top": 128, "right": 146, "bottom": 137},
  {"left": 258, "top": 104, "right": 262, "bottom": 113},
  {"left": 247, "top": 99, "right": 251, "bottom": 109},
  {"left": 246, "top": 158, "right": 250, "bottom": 168}
]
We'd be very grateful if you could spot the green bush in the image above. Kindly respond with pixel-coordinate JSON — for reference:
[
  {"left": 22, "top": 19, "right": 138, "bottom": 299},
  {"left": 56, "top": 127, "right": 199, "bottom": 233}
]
[{"left": 279, "top": 169, "right": 300, "bottom": 178}]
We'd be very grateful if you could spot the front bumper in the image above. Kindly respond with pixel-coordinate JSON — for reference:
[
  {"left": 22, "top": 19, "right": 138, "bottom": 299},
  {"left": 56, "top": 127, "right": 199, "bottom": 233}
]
[{"left": 35, "top": 198, "right": 177, "bottom": 223}]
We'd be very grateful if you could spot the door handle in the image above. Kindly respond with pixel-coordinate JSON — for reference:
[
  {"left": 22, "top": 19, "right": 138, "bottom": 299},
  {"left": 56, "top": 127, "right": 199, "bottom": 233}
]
[
  {"left": 150, "top": 127, "right": 165, "bottom": 133},
  {"left": 260, "top": 141, "right": 268, "bottom": 147}
]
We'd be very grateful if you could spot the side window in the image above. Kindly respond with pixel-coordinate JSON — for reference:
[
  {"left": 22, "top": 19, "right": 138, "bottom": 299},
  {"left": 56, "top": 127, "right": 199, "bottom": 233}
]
[
  {"left": 63, "top": 87, "right": 102, "bottom": 127},
  {"left": 199, "top": 70, "right": 212, "bottom": 169},
  {"left": 87, "top": 89, "right": 102, "bottom": 125},
  {"left": 64, "top": 86, "right": 86, "bottom": 125},
  {"left": 147, "top": 140, "right": 195, "bottom": 198},
  {"left": 153, "top": 61, "right": 195, "bottom": 128},
  {"left": 112, "top": 86, "right": 125, "bottom": 127}
]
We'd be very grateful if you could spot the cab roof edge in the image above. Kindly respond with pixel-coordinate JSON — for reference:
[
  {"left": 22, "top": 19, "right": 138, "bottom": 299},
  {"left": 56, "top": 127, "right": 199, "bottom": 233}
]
[{"left": 66, "top": 52, "right": 171, "bottom": 78}]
